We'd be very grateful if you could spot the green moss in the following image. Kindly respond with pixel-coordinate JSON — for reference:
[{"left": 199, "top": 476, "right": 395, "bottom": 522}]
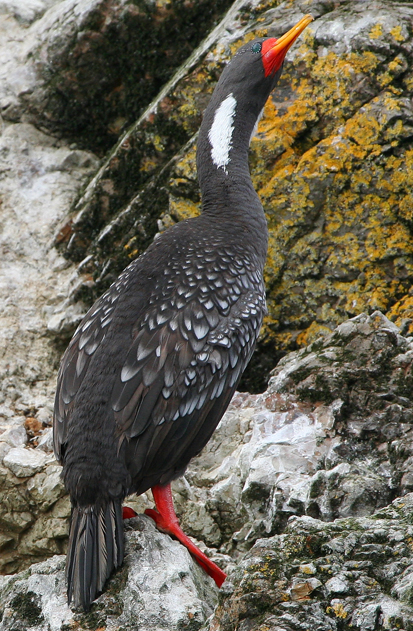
[
  {"left": 37, "top": 0, "right": 234, "bottom": 155},
  {"left": 9, "top": 591, "right": 44, "bottom": 627}
]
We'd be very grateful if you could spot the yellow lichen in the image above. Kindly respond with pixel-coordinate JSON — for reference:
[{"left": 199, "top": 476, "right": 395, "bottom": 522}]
[
  {"left": 326, "top": 602, "right": 348, "bottom": 619},
  {"left": 160, "top": 16, "right": 413, "bottom": 360},
  {"left": 296, "top": 322, "right": 331, "bottom": 347},
  {"left": 169, "top": 197, "right": 200, "bottom": 222},
  {"left": 390, "top": 25, "right": 405, "bottom": 42},
  {"left": 140, "top": 157, "right": 158, "bottom": 172},
  {"left": 369, "top": 23, "right": 383, "bottom": 39},
  {"left": 152, "top": 135, "right": 165, "bottom": 152},
  {"left": 124, "top": 236, "right": 139, "bottom": 259},
  {"left": 387, "top": 296, "right": 413, "bottom": 333}
]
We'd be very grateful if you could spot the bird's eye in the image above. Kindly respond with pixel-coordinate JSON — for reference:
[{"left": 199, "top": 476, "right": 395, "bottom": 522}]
[{"left": 251, "top": 42, "right": 262, "bottom": 53}]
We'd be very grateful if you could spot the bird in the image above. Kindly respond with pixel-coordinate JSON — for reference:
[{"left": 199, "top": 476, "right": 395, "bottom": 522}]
[{"left": 53, "top": 14, "right": 313, "bottom": 612}]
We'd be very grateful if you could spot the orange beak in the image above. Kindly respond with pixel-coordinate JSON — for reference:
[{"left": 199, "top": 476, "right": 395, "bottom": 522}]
[{"left": 262, "top": 14, "right": 313, "bottom": 77}]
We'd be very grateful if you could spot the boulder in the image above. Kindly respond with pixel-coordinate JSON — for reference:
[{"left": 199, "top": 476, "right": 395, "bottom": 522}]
[
  {"left": 208, "top": 494, "right": 413, "bottom": 631},
  {"left": 0, "top": 516, "right": 218, "bottom": 631}
]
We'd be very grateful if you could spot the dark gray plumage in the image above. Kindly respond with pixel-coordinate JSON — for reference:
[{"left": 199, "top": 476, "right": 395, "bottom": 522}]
[{"left": 53, "top": 15, "right": 313, "bottom": 611}]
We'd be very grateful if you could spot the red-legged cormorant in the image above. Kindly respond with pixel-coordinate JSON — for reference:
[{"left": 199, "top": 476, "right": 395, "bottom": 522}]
[{"left": 53, "top": 14, "right": 313, "bottom": 611}]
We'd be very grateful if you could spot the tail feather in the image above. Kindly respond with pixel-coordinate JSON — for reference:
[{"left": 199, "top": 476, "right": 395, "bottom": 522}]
[{"left": 66, "top": 501, "right": 124, "bottom": 611}]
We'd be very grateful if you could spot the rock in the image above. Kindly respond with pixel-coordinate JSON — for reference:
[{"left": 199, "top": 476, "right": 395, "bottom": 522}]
[
  {"left": 2, "top": 0, "right": 413, "bottom": 626},
  {"left": 35, "top": 407, "right": 52, "bottom": 427},
  {"left": 0, "top": 516, "right": 218, "bottom": 631},
  {"left": 174, "top": 312, "right": 412, "bottom": 556},
  {"left": 207, "top": 495, "right": 413, "bottom": 631},
  {"left": 0, "top": 424, "right": 27, "bottom": 448},
  {"left": 12, "top": 0, "right": 233, "bottom": 153},
  {"left": 3, "top": 447, "right": 53, "bottom": 478},
  {"left": 0, "top": 0, "right": 60, "bottom": 23},
  {"left": 35, "top": 428, "right": 54, "bottom": 452},
  {"left": 290, "top": 577, "right": 322, "bottom": 601},
  {"left": 26, "top": 464, "right": 65, "bottom": 511},
  {"left": 4, "top": 310, "right": 413, "bottom": 576},
  {"left": 0, "top": 0, "right": 101, "bottom": 570},
  {"left": 325, "top": 575, "right": 350, "bottom": 596}
]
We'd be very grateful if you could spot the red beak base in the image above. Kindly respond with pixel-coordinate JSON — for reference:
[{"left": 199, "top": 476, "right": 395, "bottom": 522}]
[{"left": 261, "top": 14, "right": 313, "bottom": 77}]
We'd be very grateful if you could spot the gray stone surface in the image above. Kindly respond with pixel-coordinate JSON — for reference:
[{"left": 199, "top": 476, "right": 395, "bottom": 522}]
[
  {"left": 4, "top": 495, "right": 413, "bottom": 630},
  {"left": 0, "top": 516, "right": 218, "bottom": 631},
  {"left": 0, "top": 0, "right": 98, "bottom": 572},
  {"left": 3, "top": 447, "right": 53, "bottom": 478},
  {"left": 172, "top": 312, "right": 411, "bottom": 561},
  {"left": 207, "top": 495, "right": 413, "bottom": 631}
]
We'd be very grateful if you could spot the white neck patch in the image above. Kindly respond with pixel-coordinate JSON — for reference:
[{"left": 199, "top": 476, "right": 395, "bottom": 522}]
[{"left": 208, "top": 93, "right": 237, "bottom": 173}]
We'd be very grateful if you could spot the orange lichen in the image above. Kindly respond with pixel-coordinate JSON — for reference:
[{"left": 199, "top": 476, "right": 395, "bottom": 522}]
[
  {"left": 387, "top": 295, "right": 413, "bottom": 333},
  {"left": 296, "top": 322, "right": 331, "bottom": 346},
  {"left": 169, "top": 197, "right": 200, "bottom": 221},
  {"left": 250, "top": 34, "right": 413, "bottom": 349}
]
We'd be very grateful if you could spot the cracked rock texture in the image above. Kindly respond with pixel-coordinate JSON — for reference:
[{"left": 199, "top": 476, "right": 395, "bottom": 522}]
[
  {"left": 171, "top": 311, "right": 413, "bottom": 558},
  {"left": 2, "top": 0, "right": 413, "bottom": 630},
  {"left": 2, "top": 0, "right": 232, "bottom": 154},
  {"left": 208, "top": 495, "right": 413, "bottom": 631},
  {"left": 3, "top": 312, "right": 413, "bottom": 629}
]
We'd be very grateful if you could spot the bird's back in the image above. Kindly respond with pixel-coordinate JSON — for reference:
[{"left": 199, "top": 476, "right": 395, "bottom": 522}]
[{"left": 54, "top": 214, "right": 267, "bottom": 500}]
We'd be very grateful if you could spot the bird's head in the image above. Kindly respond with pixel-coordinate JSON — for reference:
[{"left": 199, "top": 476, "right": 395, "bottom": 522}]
[
  {"left": 220, "top": 14, "right": 314, "bottom": 110},
  {"left": 198, "top": 15, "right": 313, "bottom": 183}
]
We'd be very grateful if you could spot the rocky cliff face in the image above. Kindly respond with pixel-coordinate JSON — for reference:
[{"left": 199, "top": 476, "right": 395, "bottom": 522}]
[
  {"left": 2, "top": 311, "right": 413, "bottom": 629},
  {"left": 1, "top": 1, "right": 413, "bottom": 630}
]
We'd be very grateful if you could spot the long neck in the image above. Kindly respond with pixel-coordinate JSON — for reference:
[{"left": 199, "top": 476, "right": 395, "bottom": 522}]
[{"left": 196, "top": 90, "right": 268, "bottom": 258}]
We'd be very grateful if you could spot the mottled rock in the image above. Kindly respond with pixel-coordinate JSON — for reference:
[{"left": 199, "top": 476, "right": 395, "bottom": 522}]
[
  {"left": 10, "top": 0, "right": 233, "bottom": 153},
  {"left": 26, "top": 464, "right": 65, "bottom": 510},
  {"left": 174, "top": 312, "right": 412, "bottom": 557},
  {"left": 2, "top": 1, "right": 413, "bottom": 628},
  {"left": 0, "top": 516, "right": 218, "bottom": 631},
  {"left": 207, "top": 495, "right": 413, "bottom": 631},
  {"left": 49, "top": 0, "right": 256, "bottom": 275},
  {"left": 3, "top": 310, "right": 410, "bottom": 575},
  {"left": 0, "top": 424, "right": 27, "bottom": 448},
  {"left": 0, "top": 0, "right": 100, "bottom": 571},
  {"left": 3, "top": 308, "right": 413, "bottom": 588},
  {"left": 35, "top": 428, "right": 54, "bottom": 452},
  {"left": 0, "top": 0, "right": 60, "bottom": 23}
]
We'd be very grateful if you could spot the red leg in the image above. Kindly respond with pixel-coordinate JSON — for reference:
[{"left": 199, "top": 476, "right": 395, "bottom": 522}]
[{"left": 145, "top": 483, "right": 227, "bottom": 588}]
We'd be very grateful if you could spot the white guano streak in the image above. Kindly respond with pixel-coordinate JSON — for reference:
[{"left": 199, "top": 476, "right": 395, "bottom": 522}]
[{"left": 208, "top": 93, "right": 237, "bottom": 173}]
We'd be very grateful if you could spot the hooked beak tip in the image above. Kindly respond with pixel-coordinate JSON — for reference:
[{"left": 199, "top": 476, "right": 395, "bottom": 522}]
[{"left": 272, "top": 14, "right": 314, "bottom": 55}]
